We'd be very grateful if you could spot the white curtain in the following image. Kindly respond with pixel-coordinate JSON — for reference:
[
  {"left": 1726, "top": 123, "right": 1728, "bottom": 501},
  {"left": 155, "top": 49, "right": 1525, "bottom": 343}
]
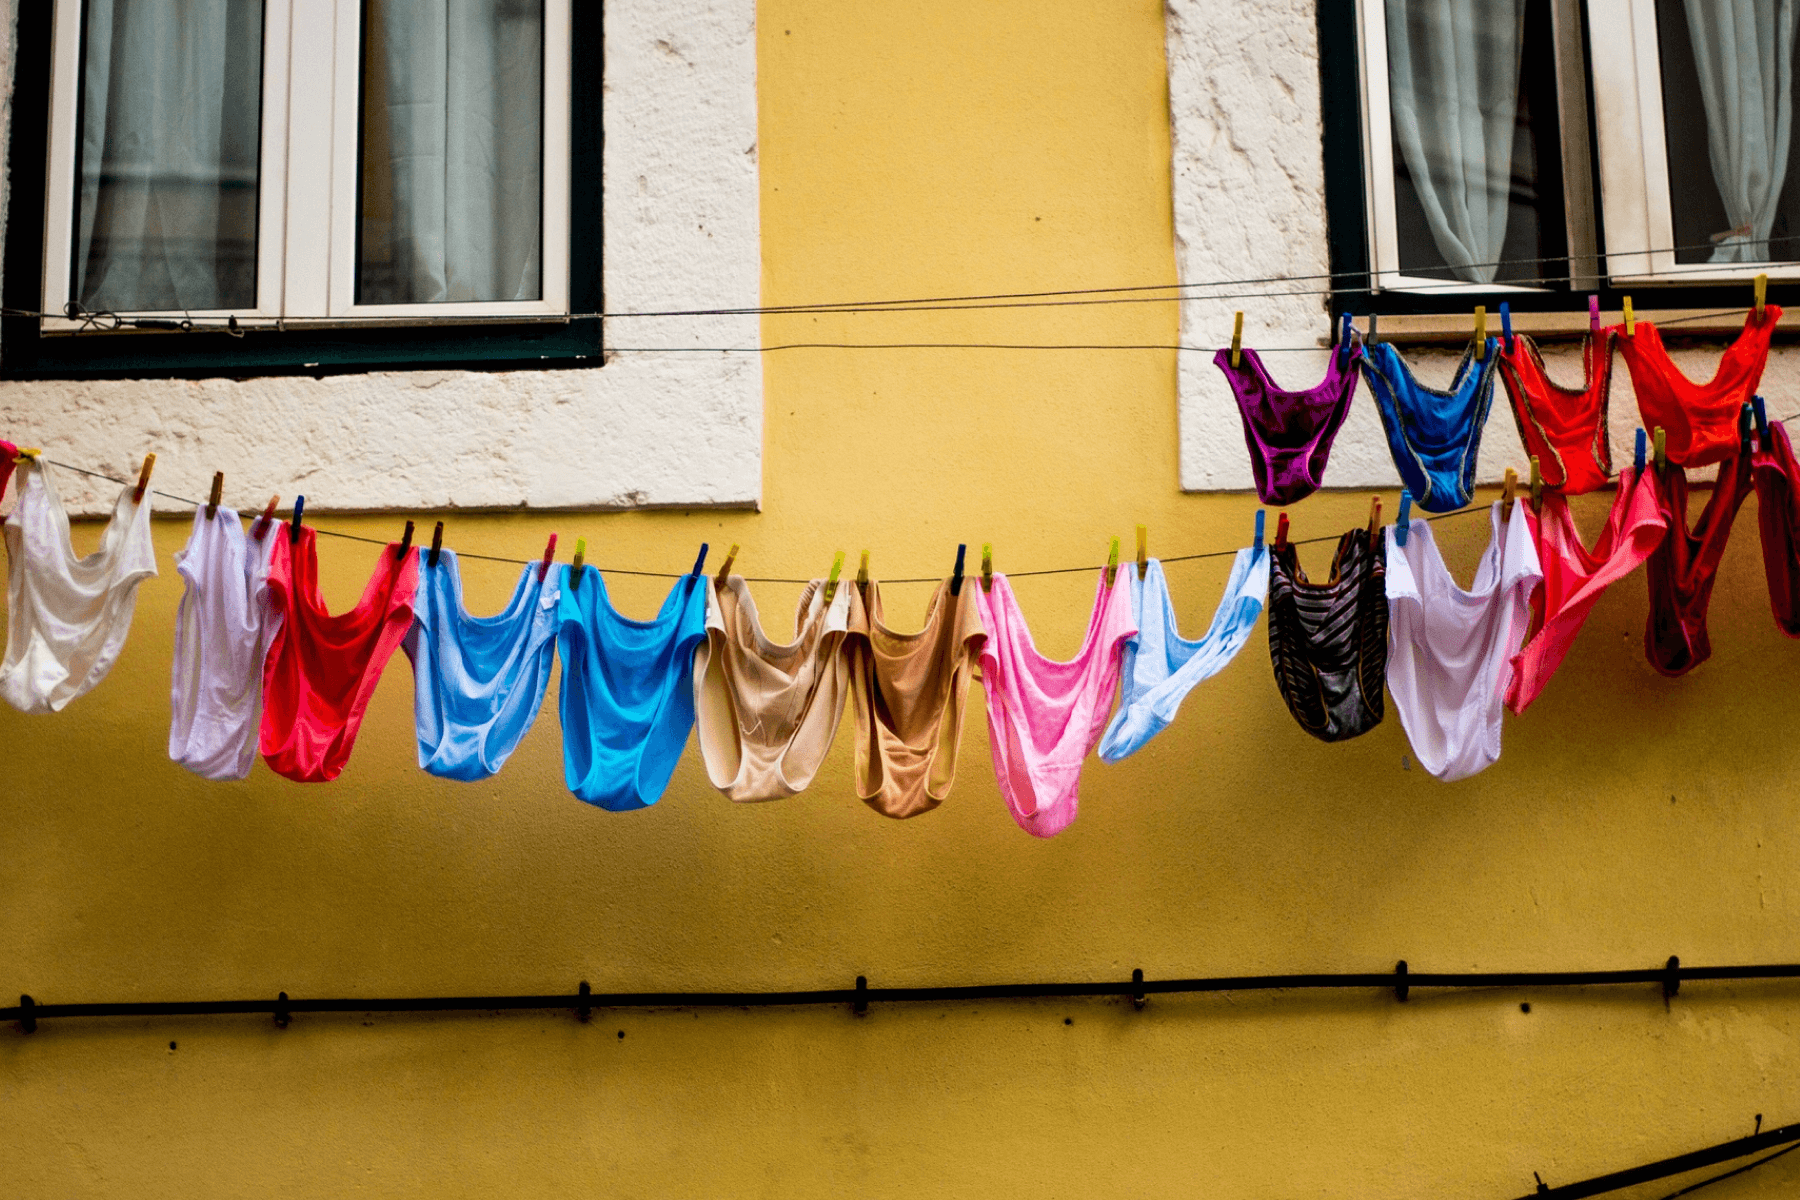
[
  {"left": 1385, "top": 0, "right": 1528, "bottom": 283},
  {"left": 75, "top": 0, "right": 262, "bottom": 312},
  {"left": 360, "top": 0, "right": 543, "bottom": 305},
  {"left": 1682, "top": 0, "right": 1798, "bottom": 263}
]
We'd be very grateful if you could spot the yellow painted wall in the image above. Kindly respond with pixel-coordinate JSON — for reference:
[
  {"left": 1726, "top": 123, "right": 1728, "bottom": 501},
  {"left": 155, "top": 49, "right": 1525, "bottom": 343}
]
[{"left": 6, "top": 1, "right": 1800, "bottom": 1196}]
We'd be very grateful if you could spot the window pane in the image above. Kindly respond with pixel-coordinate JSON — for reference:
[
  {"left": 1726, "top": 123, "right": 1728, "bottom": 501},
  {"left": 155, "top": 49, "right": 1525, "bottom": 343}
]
[
  {"left": 73, "top": 0, "right": 263, "bottom": 312},
  {"left": 358, "top": 0, "right": 544, "bottom": 305},
  {"left": 1656, "top": 0, "right": 1800, "bottom": 265},
  {"left": 1385, "top": 0, "right": 1567, "bottom": 284}
]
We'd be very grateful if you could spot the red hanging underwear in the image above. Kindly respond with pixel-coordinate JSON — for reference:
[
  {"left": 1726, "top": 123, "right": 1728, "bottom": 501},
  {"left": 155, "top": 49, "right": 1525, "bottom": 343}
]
[
  {"left": 260, "top": 525, "right": 419, "bottom": 782},
  {"left": 1644, "top": 449, "right": 1754, "bottom": 677},
  {"left": 1617, "top": 305, "right": 1780, "bottom": 468},
  {"left": 1753, "top": 418, "right": 1800, "bottom": 637},
  {"left": 1497, "top": 330, "right": 1616, "bottom": 495}
]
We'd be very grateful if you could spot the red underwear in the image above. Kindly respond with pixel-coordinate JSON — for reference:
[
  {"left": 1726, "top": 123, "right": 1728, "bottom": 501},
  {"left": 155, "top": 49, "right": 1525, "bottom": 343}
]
[
  {"left": 1644, "top": 448, "right": 1755, "bottom": 676},
  {"left": 1497, "top": 330, "right": 1615, "bottom": 495},
  {"left": 1617, "top": 306, "right": 1779, "bottom": 468}
]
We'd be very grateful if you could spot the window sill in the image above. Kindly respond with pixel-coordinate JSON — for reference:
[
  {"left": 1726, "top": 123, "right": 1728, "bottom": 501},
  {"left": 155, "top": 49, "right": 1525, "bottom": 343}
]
[{"left": 1353, "top": 308, "right": 1791, "bottom": 346}]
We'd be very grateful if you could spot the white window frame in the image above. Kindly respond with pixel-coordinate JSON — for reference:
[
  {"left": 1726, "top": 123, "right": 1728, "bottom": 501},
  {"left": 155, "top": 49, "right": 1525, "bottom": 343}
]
[
  {"left": 1587, "top": 0, "right": 1800, "bottom": 285},
  {"left": 39, "top": 0, "right": 570, "bottom": 333}
]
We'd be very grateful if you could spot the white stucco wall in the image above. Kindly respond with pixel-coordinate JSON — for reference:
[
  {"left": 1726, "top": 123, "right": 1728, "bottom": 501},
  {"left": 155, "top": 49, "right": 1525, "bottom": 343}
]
[{"left": 0, "top": 0, "right": 763, "bottom": 516}]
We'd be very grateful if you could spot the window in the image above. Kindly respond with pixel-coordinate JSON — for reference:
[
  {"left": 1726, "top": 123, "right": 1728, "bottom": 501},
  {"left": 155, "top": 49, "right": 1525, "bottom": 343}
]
[
  {"left": 1321, "top": 0, "right": 1795, "bottom": 313},
  {"left": 4, "top": 0, "right": 600, "bottom": 377}
]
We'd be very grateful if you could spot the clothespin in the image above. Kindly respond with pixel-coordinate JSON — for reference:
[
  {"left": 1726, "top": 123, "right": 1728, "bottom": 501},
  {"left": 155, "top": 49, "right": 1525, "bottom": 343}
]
[
  {"left": 1336, "top": 313, "right": 1354, "bottom": 368},
  {"left": 1499, "top": 302, "right": 1513, "bottom": 353},
  {"left": 823, "top": 551, "right": 845, "bottom": 603},
  {"left": 569, "top": 538, "right": 586, "bottom": 591},
  {"left": 1755, "top": 395, "right": 1771, "bottom": 446},
  {"left": 980, "top": 544, "right": 993, "bottom": 592},
  {"left": 1755, "top": 273, "right": 1769, "bottom": 318},
  {"left": 11, "top": 447, "right": 39, "bottom": 465},
  {"left": 428, "top": 521, "right": 444, "bottom": 567},
  {"left": 1367, "top": 495, "right": 1382, "bottom": 548},
  {"left": 1104, "top": 536, "right": 1120, "bottom": 587},
  {"left": 1275, "top": 512, "right": 1290, "bottom": 549},
  {"left": 1502, "top": 469, "right": 1518, "bottom": 521},
  {"left": 1589, "top": 295, "right": 1600, "bottom": 333},
  {"left": 289, "top": 495, "right": 305, "bottom": 543},
  {"left": 1366, "top": 314, "right": 1378, "bottom": 346},
  {"left": 1634, "top": 429, "right": 1646, "bottom": 473},
  {"left": 1528, "top": 456, "right": 1543, "bottom": 511},
  {"left": 1253, "top": 509, "right": 1265, "bottom": 549},
  {"left": 1739, "top": 403, "right": 1755, "bottom": 452},
  {"left": 1623, "top": 296, "right": 1635, "bottom": 336},
  {"left": 857, "top": 550, "right": 870, "bottom": 588},
  {"left": 252, "top": 495, "right": 279, "bottom": 541},
  {"left": 1654, "top": 426, "right": 1667, "bottom": 469},
  {"left": 715, "top": 542, "right": 739, "bottom": 585},
  {"left": 132, "top": 453, "right": 156, "bottom": 505},
  {"left": 1396, "top": 489, "right": 1412, "bottom": 546},
  {"left": 950, "top": 543, "right": 967, "bottom": 596},
  {"left": 396, "top": 520, "right": 414, "bottom": 562},
  {"left": 538, "top": 533, "right": 558, "bottom": 582},
  {"left": 206, "top": 472, "right": 223, "bottom": 519},
  {"left": 1136, "top": 524, "right": 1148, "bottom": 580},
  {"left": 1230, "top": 311, "right": 1243, "bottom": 368},
  {"left": 691, "top": 542, "right": 709, "bottom": 577},
  {"left": 1474, "top": 306, "right": 1487, "bottom": 361}
]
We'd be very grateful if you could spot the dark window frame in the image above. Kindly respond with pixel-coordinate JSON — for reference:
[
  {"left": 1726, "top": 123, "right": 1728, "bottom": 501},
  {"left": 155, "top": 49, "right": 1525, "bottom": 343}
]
[{"left": 1, "top": 0, "right": 602, "bottom": 380}]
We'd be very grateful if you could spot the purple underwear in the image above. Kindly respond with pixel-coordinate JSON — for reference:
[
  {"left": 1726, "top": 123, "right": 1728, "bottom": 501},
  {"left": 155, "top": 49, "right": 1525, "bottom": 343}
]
[{"left": 1214, "top": 344, "right": 1363, "bottom": 505}]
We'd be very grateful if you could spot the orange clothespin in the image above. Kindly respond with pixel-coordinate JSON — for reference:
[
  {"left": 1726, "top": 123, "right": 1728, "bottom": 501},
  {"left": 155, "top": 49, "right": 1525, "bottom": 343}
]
[
  {"left": 206, "top": 472, "right": 224, "bottom": 519},
  {"left": 714, "top": 542, "right": 739, "bottom": 586},
  {"left": 131, "top": 453, "right": 156, "bottom": 505},
  {"left": 1501, "top": 468, "right": 1518, "bottom": 521}
]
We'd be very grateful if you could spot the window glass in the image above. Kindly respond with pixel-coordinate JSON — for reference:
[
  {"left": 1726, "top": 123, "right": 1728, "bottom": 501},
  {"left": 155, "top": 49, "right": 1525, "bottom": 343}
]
[
  {"left": 1384, "top": 0, "right": 1566, "bottom": 284},
  {"left": 357, "top": 0, "right": 544, "bottom": 305},
  {"left": 1656, "top": 0, "right": 1800, "bottom": 265},
  {"left": 73, "top": 0, "right": 264, "bottom": 312}
]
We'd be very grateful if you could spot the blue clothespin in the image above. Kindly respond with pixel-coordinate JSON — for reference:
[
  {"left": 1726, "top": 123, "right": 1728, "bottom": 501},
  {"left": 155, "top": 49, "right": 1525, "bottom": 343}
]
[
  {"left": 1500, "top": 302, "right": 1513, "bottom": 353},
  {"left": 1396, "top": 490, "right": 1412, "bottom": 546},
  {"left": 1634, "top": 428, "right": 1646, "bottom": 473},
  {"left": 289, "top": 495, "right": 305, "bottom": 544},
  {"left": 1739, "top": 403, "right": 1755, "bottom": 451},
  {"left": 691, "top": 542, "right": 709, "bottom": 577},
  {"left": 1754, "top": 395, "right": 1771, "bottom": 446},
  {"left": 1254, "top": 509, "right": 1265, "bottom": 549},
  {"left": 1337, "top": 313, "right": 1354, "bottom": 368}
]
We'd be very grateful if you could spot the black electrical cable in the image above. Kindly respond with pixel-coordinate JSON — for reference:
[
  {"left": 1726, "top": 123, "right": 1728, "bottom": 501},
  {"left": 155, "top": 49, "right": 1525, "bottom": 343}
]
[{"left": 1519, "top": 1120, "right": 1800, "bottom": 1200}]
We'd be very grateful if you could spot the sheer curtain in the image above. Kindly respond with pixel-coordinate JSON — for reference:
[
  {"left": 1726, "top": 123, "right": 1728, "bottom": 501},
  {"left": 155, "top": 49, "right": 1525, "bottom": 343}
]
[
  {"left": 1385, "top": 0, "right": 1528, "bottom": 283},
  {"left": 358, "top": 0, "right": 543, "bottom": 305},
  {"left": 1682, "top": 0, "right": 1798, "bottom": 263},
  {"left": 74, "top": 0, "right": 263, "bottom": 312}
]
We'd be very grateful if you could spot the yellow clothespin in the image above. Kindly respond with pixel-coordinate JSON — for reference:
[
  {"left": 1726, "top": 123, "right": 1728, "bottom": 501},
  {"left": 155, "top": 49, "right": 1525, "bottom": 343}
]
[
  {"left": 206, "top": 472, "right": 224, "bottom": 519},
  {"left": 1105, "top": 536, "right": 1120, "bottom": 586},
  {"left": 1528, "top": 456, "right": 1543, "bottom": 511},
  {"left": 823, "top": 551, "right": 845, "bottom": 603},
  {"left": 980, "top": 543, "right": 993, "bottom": 592},
  {"left": 1653, "top": 426, "right": 1667, "bottom": 469},
  {"left": 1230, "top": 311, "right": 1243, "bottom": 368},
  {"left": 13, "top": 446, "right": 40, "bottom": 465},
  {"left": 1474, "top": 306, "right": 1487, "bottom": 361},
  {"left": 715, "top": 542, "right": 739, "bottom": 585},
  {"left": 1136, "top": 524, "right": 1148, "bottom": 580},
  {"left": 1502, "top": 468, "right": 1517, "bottom": 521},
  {"left": 856, "top": 550, "right": 869, "bottom": 588},
  {"left": 1623, "top": 296, "right": 1635, "bottom": 336},
  {"left": 569, "top": 537, "right": 587, "bottom": 591},
  {"left": 1756, "top": 273, "right": 1769, "bottom": 318},
  {"left": 131, "top": 453, "right": 156, "bottom": 505}
]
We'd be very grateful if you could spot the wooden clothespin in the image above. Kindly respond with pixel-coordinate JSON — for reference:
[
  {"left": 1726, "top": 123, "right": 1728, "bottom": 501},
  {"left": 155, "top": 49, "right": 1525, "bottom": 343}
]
[
  {"left": 1634, "top": 429, "right": 1647, "bottom": 473},
  {"left": 538, "top": 533, "right": 558, "bottom": 582},
  {"left": 206, "top": 472, "right": 224, "bottom": 519},
  {"left": 1104, "top": 536, "right": 1120, "bottom": 587},
  {"left": 1396, "top": 489, "right": 1412, "bottom": 546},
  {"left": 1367, "top": 495, "right": 1382, "bottom": 548},
  {"left": 1755, "top": 395, "right": 1771, "bottom": 446},
  {"left": 132, "top": 453, "right": 156, "bottom": 505},
  {"left": 1366, "top": 314, "right": 1378, "bottom": 346},
  {"left": 1756, "top": 273, "right": 1769, "bottom": 318},
  {"left": 823, "top": 551, "right": 845, "bottom": 603},
  {"left": 1623, "top": 296, "right": 1635, "bottom": 336},
  {"left": 1499, "top": 302, "right": 1513, "bottom": 353},
  {"left": 428, "top": 521, "right": 444, "bottom": 567},
  {"left": 289, "top": 495, "right": 306, "bottom": 543},
  {"left": 1589, "top": 295, "right": 1600, "bottom": 333},
  {"left": 1473, "top": 306, "right": 1487, "bottom": 361},
  {"left": 1230, "top": 311, "right": 1243, "bottom": 368},
  {"left": 1528, "top": 456, "right": 1543, "bottom": 511},
  {"left": 396, "top": 520, "right": 415, "bottom": 562},
  {"left": 714, "top": 542, "right": 739, "bottom": 585},
  {"left": 568, "top": 538, "right": 586, "bottom": 591},
  {"left": 857, "top": 550, "right": 870, "bottom": 588},
  {"left": 1502, "top": 469, "right": 1518, "bottom": 521},
  {"left": 950, "top": 543, "right": 967, "bottom": 596},
  {"left": 252, "top": 495, "right": 279, "bottom": 541},
  {"left": 1275, "top": 512, "right": 1289, "bottom": 549},
  {"left": 691, "top": 543, "right": 709, "bottom": 577},
  {"left": 1253, "top": 510, "right": 1265, "bottom": 549},
  {"left": 1653, "top": 426, "right": 1667, "bottom": 469},
  {"left": 980, "top": 544, "right": 993, "bottom": 592},
  {"left": 1136, "top": 524, "right": 1148, "bottom": 580}
]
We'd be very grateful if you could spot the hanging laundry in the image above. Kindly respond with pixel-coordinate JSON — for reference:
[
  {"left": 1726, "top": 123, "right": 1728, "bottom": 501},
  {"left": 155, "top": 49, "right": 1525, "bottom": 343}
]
[
  {"left": 1213, "top": 344, "right": 1362, "bottom": 505},
  {"left": 1506, "top": 465, "right": 1665, "bottom": 713},
  {"left": 1267, "top": 527, "right": 1388, "bottom": 742},
  {"left": 556, "top": 567, "right": 709, "bottom": 810},
  {"left": 259, "top": 526, "right": 419, "bottom": 782},
  {"left": 402, "top": 549, "right": 560, "bottom": 782},
  {"left": 1384, "top": 505, "right": 1541, "bottom": 781},
  {"left": 1616, "top": 306, "right": 1780, "bottom": 468},
  {"left": 1496, "top": 330, "right": 1616, "bottom": 494},
  {"left": 694, "top": 575, "right": 862, "bottom": 802},
  {"left": 973, "top": 570, "right": 1136, "bottom": 838},
  {"left": 1644, "top": 452, "right": 1755, "bottom": 677},
  {"left": 168, "top": 506, "right": 283, "bottom": 780},
  {"left": 1098, "top": 550, "right": 1268, "bottom": 762},
  {"left": 1751, "top": 419, "right": 1800, "bottom": 636},
  {"left": 846, "top": 579, "right": 986, "bottom": 819},
  {"left": 1359, "top": 339, "right": 1500, "bottom": 512},
  {"left": 0, "top": 459, "right": 157, "bottom": 714},
  {"left": 0, "top": 440, "right": 18, "bottom": 504}
]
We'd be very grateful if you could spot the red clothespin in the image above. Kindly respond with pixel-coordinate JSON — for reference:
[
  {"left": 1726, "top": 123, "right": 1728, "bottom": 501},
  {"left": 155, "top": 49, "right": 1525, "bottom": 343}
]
[
  {"left": 252, "top": 495, "right": 279, "bottom": 541},
  {"left": 538, "top": 533, "right": 558, "bottom": 582},
  {"left": 1275, "top": 512, "right": 1290, "bottom": 549}
]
